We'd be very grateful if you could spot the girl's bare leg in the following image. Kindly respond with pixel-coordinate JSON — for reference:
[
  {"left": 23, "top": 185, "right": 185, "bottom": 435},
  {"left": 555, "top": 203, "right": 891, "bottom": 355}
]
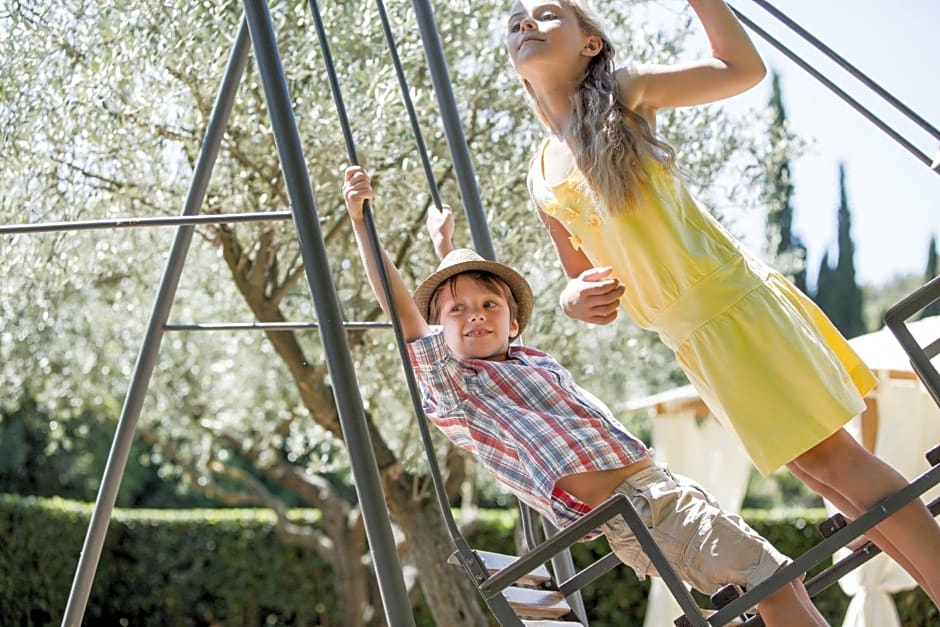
[
  {"left": 787, "top": 429, "right": 940, "bottom": 606},
  {"left": 757, "top": 579, "right": 828, "bottom": 627},
  {"left": 789, "top": 465, "right": 922, "bottom": 588}
]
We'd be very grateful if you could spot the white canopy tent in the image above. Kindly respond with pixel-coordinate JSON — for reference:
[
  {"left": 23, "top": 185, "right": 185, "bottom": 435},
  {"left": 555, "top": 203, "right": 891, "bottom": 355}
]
[{"left": 623, "top": 316, "right": 940, "bottom": 627}]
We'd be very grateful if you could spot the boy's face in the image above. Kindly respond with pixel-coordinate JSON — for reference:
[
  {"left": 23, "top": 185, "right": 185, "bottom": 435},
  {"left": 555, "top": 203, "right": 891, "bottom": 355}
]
[{"left": 435, "top": 275, "right": 520, "bottom": 362}]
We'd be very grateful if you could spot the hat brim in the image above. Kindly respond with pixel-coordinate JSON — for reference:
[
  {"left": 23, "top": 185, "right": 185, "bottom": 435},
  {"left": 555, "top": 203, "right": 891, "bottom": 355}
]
[{"left": 413, "top": 254, "right": 533, "bottom": 336}]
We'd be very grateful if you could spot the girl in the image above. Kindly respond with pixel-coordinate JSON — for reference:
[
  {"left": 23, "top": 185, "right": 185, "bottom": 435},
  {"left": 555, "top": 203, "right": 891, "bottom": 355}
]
[{"left": 505, "top": 0, "right": 940, "bottom": 605}]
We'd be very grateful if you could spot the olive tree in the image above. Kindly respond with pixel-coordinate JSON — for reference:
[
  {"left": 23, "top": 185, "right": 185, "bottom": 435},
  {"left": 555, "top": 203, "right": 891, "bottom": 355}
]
[{"left": 0, "top": 1, "right": 768, "bottom": 624}]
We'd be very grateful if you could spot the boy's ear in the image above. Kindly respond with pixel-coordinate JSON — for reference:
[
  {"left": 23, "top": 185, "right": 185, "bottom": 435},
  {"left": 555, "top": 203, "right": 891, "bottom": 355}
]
[
  {"left": 582, "top": 35, "right": 602, "bottom": 57},
  {"left": 509, "top": 317, "right": 521, "bottom": 340}
]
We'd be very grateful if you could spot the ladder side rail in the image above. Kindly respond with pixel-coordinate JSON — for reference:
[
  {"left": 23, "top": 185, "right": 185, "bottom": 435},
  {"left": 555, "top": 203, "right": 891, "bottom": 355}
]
[
  {"left": 60, "top": 17, "right": 253, "bottom": 627},
  {"left": 884, "top": 276, "right": 940, "bottom": 406},
  {"left": 710, "top": 463, "right": 940, "bottom": 625},
  {"left": 541, "top": 518, "right": 589, "bottom": 624},
  {"left": 242, "top": 3, "right": 414, "bottom": 624},
  {"left": 743, "top": 493, "right": 940, "bottom": 627},
  {"left": 480, "top": 495, "right": 708, "bottom": 627}
]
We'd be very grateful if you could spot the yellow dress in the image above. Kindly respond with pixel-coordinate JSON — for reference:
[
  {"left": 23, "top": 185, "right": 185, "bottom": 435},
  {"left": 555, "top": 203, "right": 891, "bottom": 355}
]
[{"left": 527, "top": 143, "right": 877, "bottom": 475}]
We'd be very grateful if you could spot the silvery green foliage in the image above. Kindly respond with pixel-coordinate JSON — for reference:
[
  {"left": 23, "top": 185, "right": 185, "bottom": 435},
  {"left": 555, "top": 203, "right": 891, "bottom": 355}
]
[{"left": 0, "top": 0, "right": 767, "bottom": 498}]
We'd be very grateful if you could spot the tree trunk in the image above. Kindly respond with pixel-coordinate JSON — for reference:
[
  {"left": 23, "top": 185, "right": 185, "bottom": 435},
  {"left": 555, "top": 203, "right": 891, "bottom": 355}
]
[{"left": 385, "top": 480, "right": 488, "bottom": 627}]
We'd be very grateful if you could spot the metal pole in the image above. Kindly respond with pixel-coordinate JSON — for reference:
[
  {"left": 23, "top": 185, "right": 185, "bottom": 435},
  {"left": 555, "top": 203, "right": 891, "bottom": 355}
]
[
  {"left": 406, "top": 7, "right": 593, "bottom": 623},
  {"left": 541, "top": 519, "right": 588, "bottom": 624},
  {"left": 0, "top": 211, "right": 291, "bottom": 235},
  {"left": 728, "top": 5, "right": 938, "bottom": 174},
  {"left": 61, "top": 18, "right": 252, "bottom": 627},
  {"left": 241, "top": 3, "right": 415, "bottom": 625},
  {"left": 408, "top": 0, "right": 495, "bottom": 260}
]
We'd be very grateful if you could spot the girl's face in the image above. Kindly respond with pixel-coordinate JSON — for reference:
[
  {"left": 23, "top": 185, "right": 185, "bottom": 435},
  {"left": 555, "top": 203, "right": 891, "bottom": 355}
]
[
  {"left": 506, "top": 1, "right": 597, "bottom": 80},
  {"left": 435, "top": 275, "right": 519, "bottom": 362}
]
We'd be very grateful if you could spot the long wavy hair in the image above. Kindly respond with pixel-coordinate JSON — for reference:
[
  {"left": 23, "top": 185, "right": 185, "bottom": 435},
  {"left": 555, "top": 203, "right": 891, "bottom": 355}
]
[{"left": 520, "top": 0, "right": 677, "bottom": 215}]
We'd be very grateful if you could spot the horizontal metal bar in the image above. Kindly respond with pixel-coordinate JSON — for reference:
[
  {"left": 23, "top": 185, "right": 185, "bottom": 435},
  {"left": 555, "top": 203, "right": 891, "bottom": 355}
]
[
  {"left": 479, "top": 496, "right": 631, "bottom": 597},
  {"left": 0, "top": 211, "right": 293, "bottom": 235},
  {"left": 164, "top": 321, "right": 391, "bottom": 331},
  {"left": 557, "top": 551, "right": 622, "bottom": 597}
]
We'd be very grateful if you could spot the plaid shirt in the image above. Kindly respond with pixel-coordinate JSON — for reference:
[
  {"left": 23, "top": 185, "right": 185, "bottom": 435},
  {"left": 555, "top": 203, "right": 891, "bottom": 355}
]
[{"left": 407, "top": 329, "right": 648, "bottom": 536}]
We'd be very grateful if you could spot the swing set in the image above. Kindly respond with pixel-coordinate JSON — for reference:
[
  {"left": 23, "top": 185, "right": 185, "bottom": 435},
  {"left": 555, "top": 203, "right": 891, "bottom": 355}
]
[{"left": 3, "top": 1, "right": 939, "bottom": 626}]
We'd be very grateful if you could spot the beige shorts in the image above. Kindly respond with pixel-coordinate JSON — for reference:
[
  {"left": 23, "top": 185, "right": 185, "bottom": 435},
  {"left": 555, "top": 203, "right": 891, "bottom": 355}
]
[{"left": 600, "top": 465, "right": 790, "bottom": 595}]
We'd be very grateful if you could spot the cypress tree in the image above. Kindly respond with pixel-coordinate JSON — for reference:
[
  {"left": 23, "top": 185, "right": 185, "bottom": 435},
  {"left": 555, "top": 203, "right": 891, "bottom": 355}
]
[
  {"left": 813, "top": 164, "right": 866, "bottom": 337},
  {"left": 922, "top": 234, "right": 940, "bottom": 318},
  {"left": 763, "top": 72, "right": 808, "bottom": 293},
  {"left": 815, "top": 251, "right": 833, "bottom": 316}
]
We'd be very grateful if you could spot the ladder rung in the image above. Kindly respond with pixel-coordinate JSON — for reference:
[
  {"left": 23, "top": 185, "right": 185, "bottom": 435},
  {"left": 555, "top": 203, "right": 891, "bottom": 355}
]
[
  {"left": 504, "top": 586, "right": 571, "bottom": 619},
  {"left": 448, "top": 549, "right": 553, "bottom": 587}
]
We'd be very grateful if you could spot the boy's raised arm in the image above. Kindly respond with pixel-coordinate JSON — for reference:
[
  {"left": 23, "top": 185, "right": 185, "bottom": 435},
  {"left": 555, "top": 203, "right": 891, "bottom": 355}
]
[
  {"left": 343, "top": 166, "right": 431, "bottom": 342},
  {"left": 426, "top": 204, "right": 456, "bottom": 260}
]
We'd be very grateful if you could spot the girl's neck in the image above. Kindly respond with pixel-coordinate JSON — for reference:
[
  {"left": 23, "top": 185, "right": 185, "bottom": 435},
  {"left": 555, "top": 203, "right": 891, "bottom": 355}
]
[{"left": 527, "top": 76, "right": 581, "bottom": 141}]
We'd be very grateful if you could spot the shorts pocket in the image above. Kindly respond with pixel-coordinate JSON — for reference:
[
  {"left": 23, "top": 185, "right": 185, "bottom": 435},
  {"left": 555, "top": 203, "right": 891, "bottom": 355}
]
[{"left": 603, "top": 483, "right": 680, "bottom": 582}]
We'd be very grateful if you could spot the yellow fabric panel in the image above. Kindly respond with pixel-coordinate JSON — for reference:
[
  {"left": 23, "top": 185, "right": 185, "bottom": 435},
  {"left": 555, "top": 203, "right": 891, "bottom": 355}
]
[{"left": 528, "top": 143, "right": 876, "bottom": 474}]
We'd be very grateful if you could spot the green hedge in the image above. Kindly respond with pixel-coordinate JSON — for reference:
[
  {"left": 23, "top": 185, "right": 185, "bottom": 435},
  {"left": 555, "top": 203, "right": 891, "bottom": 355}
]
[
  {"left": 0, "top": 495, "right": 334, "bottom": 626},
  {"left": 2, "top": 494, "right": 937, "bottom": 626}
]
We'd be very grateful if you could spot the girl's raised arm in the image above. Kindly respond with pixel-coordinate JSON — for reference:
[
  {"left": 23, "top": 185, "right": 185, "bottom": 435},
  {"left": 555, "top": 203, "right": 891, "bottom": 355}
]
[{"left": 619, "top": 0, "right": 766, "bottom": 115}]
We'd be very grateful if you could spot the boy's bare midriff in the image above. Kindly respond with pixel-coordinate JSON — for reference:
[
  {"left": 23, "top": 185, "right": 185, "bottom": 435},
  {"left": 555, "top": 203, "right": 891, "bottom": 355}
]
[{"left": 555, "top": 455, "right": 654, "bottom": 509}]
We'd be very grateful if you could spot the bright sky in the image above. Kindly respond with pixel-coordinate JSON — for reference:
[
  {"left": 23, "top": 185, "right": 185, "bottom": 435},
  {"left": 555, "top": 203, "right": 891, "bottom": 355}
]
[{"left": 648, "top": 0, "right": 940, "bottom": 287}]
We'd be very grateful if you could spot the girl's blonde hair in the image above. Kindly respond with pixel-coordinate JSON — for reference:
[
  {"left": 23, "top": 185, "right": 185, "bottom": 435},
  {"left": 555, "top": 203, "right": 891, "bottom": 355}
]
[{"left": 521, "top": 0, "right": 677, "bottom": 215}]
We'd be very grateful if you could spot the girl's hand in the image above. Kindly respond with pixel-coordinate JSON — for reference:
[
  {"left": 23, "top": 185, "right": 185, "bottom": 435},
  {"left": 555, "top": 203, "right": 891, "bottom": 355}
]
[
  {"left": 426, "top": 204, "right": 456, "bottom": 259},
  {"left": 560, "top": 267, "right": 625, "bottom": 325},
  {"left": 342, "top": 165, "right": 373, "bottom": 221}
]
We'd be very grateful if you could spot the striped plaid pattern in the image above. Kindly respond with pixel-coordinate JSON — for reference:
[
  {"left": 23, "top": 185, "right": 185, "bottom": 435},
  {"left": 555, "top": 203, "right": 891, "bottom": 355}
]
[{"left": 408, "top": 330, "right": 648, "bottom": 534}]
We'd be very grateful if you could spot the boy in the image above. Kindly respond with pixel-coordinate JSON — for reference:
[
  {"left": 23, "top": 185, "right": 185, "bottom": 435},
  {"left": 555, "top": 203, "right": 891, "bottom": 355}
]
[{"left": 342, "top": 165, "right": 826, "bottom": 626}]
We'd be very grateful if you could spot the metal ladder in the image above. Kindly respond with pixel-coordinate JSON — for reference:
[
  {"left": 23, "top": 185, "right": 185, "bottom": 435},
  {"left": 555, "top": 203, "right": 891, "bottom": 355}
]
[{"left": 684, "top": 278, "right": 940, "bottom": 626}]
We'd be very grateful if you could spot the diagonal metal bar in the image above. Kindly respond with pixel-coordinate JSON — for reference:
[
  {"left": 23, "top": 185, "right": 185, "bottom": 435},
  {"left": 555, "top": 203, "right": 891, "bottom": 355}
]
[
  {"left": 746, "top": 0, "right": 940, "bottom": 142},
  {"left": 479, "top": 495, "right": 708, "bottom": 627},
  {"left": 884, "top": 276, "right": 940, "bottom": 407},
  {"left": 408, "top": 0, "right": 495, "bottom": 259},
  {"left": 61, "top": 17, "right": 253, "bottom": 627},
  {"left": 373, "top": 0, "right": 443, "bottom": 210},
  {"left": 241, "top": 2, "right": 414, "bottom": 624},
  {"left": 743, "top": 495, "right": 940, "bottom": 626},
  {"left": 709, "top": 463, "right": 940, "bottom": 624},
  {"left": 728, "top": 4, "right": 938, "bottom": 174}
]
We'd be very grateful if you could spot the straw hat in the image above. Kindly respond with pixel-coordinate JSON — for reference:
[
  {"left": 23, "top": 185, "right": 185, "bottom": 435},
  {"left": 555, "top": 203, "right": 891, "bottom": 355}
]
[{"left": 413, "top": 248, "right": 534, "bottom": 335}]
